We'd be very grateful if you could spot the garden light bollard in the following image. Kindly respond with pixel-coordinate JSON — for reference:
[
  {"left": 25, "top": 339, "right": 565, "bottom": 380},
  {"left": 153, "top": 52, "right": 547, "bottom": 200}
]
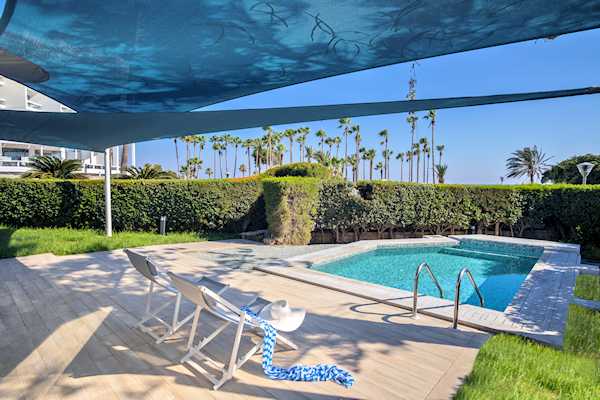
[{"left": 160, "top": 216, "right": 167, "bottom": 235}]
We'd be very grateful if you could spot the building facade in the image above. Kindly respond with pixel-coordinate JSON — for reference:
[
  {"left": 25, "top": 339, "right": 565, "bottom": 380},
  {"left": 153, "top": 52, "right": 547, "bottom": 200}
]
[{"left": 0, "top": 75, "right": 135, "bottom": 177}]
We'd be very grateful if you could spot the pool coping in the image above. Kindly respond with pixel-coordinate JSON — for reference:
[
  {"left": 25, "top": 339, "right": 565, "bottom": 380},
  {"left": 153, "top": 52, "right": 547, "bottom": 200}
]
[{"left": 254, "top": 235, "right": 583, "bottom": 347}]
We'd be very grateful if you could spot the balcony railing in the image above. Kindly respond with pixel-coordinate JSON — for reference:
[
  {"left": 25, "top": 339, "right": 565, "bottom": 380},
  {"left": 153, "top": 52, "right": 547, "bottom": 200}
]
[{"left": 0, "top": 158, "right": 120, "bottom": 175}]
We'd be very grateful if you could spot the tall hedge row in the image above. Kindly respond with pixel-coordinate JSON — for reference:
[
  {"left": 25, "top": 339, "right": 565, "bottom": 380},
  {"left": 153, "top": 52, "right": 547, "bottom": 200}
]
[
  {"left": 0, "top": 178, "right": 265, "bottom": 233},
  {"left": 1, "top": 178, "right": 599, "bottom": 249}
]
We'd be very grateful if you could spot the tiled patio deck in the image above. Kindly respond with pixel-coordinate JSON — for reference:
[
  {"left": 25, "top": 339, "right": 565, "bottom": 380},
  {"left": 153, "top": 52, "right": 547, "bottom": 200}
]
[{"left": 0, "top": 241, "right": 489, "bottom": 400}]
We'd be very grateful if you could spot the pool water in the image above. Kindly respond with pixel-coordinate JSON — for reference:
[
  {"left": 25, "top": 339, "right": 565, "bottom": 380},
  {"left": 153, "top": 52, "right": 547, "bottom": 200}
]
[{"left": 313, "top": 240, "right": 542, "bottom": 311}]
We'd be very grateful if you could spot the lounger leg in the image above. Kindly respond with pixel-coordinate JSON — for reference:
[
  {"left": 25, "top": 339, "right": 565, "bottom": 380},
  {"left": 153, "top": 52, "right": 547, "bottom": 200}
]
[
  {"left": 172, "top": 293, "right": 182, "bottom": 330},
  {"left": 213, "top": 313, "right": 246, "bottom": 391},
  {"left": 186, "top": 305, "right": 202, "bottom": 351}
]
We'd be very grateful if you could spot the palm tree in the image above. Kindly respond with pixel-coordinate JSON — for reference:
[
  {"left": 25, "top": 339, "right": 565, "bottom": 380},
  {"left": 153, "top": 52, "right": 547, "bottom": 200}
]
[
  {"left": 406, "top": 65, "right": 418, "bottom": 182},
  {"left": 315, "top": 129, "right": 327, "bottom": 153},
  {"left": 296, "top": 128, "right": 308, "bottom": 162},
  {"left": 375, "top": 161, "right": 384, "bottom": 179},
  {"left": 407, "top": 114, "right": 418, "bottom": 181},
  {"left": 231, "top": 136, "right": 241, "bottom": 177},
  {"left": 125, "top": 163, "right": 177, "bottom": 179},
  {"left": 506, "top": 146, "right": 552, "bottom": 183},
  {"left": 435, "top": 164, "right": 448, "bottom": 183},
  {"left": 365, "top": 149, "right": 376, "bottom": 180},
  {"left": 196, "top": 135, "right": 206, "bottom": 160},
  {"left": 396, "top": 152, "right": 405, "bottom": 181},
  {"left": 205, "top": 167, "right": 213, "bottom": 178},
  {"left": 22, "top": 155, "right": 84, "bottom": 179},
  {"left": 333, "top": 136, "right": 342, "bottom": 158},
  {"left": 221, "top": 134, "right": 232, "bottom": 176},
  {"left": 352, "top": 125, "right": 361, "bottom": 182},
  {"left": 424, "top": 110, "right": 437, "bottom": 182},
  {"left": 423, "top": 144, "right": 430, "bottom": 183},
  {"left": 188, "top": 157, "right": 203, "bottom": 178},
  {"left": 262, "top": 126, "right": 273, "bottom": 167},
  {"left": 239, "top": 163, "right": 247, "bottom": 177},
  {"left": 378, "top": 129, "right": 389, "bottom": 178},
  {"left": 275, "top": 143, "right": 286, "bottom": 165},
  {"left": 325, "top": 137, "right": 335, "bottom": 156},
  {"left": 173, "top": 137, "right": 180, "bottom": 177},
  {"left": 210, "top": 136, "right": 220, "bottom": 177},
  {"left": 338, "top": 117, "right": 352, "bottom": 179},
  {"left": 436, "top": 144, "right": 445, "bottom": 165},
  {"left": 382, "top": 149, "right": 393, "bottom": 180},
  {"left": 360, "top": 147, "right": 368, "bottom": 179},
  {"left": 305, "top": 146, "right": 315, "bottom": 162},
  {"left": 243, "top": 139, "right": 254, "bottom": 176},
  {"left": 419, "top": 137, "right": 428, "bottom": 183},
  {"left": 283, "top": 129, "right": 295, "bottom": 163}
]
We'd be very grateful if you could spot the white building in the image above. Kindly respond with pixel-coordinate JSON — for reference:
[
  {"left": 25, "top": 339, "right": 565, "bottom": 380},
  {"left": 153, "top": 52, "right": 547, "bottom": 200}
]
[{"left": 0, "top": 75, "right": 135, "bottom": 178}]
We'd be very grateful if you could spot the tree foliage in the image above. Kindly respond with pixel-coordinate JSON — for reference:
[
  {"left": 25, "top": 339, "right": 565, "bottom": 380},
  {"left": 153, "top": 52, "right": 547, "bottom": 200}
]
[
  {"left": 21, "top": 156, "right": 84, "bottom": 179},
  {"left": 542, "top": 154, "right": 600, "bottom": 184},
  {"left": 125, "top": 164, "right": 177, "bottom": 179}
]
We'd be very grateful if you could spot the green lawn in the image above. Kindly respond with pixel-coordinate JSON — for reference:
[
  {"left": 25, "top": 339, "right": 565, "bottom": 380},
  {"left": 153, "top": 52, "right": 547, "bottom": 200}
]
[
  {"left": 0, "top": 226, "right": 228, "bottom": 258},
  {"left": 574, "top": 274, "right": 600, "bottom": 302},
  {"left": 456, "top": 288, "right": 600, "bottom": 399}
]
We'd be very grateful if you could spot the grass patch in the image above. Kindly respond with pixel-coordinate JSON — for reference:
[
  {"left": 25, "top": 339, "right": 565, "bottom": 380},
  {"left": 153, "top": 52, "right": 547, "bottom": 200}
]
[
  {"left": 0, "top": 226, "right": 230, "bottom": 258},
  {"left": 456, "top": 303, "right": 600, "bottom": 399},
  {"left": 574, "top": 274, "right": 600, "bottom": 302}
]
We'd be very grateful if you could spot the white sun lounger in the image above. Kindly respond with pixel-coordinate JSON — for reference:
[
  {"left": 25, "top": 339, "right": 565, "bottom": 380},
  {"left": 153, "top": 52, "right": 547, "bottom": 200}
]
[
  {"left": 124, "top": 248, "right": 228, "bottom": 343},
  {"left": 168, "top": 272, "right": 298, "bottom": 390}
]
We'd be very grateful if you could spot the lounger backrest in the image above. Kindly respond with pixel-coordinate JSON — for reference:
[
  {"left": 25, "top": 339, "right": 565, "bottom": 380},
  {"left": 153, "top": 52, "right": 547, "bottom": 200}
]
[
  {"left": 168, "top": 272, "right": 243, "bottom": 321},
  {"left": 124, "top": 249, "right": 158, "bottom": 282}
]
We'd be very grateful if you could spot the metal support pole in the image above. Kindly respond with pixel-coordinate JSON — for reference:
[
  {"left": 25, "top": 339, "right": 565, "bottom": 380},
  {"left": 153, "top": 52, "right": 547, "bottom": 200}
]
[
  {"left": 131, "top": 143, "right": 136, "bottom": 167},
  {"left": 104, "top": 148, "right": 112, "bottom": 237}
]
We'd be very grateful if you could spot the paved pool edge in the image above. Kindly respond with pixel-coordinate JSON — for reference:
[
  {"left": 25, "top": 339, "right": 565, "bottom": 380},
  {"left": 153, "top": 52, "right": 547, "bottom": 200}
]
[{"left": 255, "top": 235, "right": 583, "bottom": 347}]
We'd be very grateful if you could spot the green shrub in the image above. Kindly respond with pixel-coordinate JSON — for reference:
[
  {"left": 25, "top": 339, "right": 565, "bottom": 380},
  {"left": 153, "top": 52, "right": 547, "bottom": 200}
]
[
  {"left": 262, "top": 162, "right": 332, "bottom": 178},
  {"left": 0, "top": 178, "right": 265, "bottom": 233},
  {"left": 263, "top": 177, "right": 321, "bottom": 245}
]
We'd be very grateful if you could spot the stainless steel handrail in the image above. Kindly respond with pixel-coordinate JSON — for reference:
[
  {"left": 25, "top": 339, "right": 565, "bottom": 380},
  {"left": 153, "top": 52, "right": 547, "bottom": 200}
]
[
  {"left": 413, "top": 262, "right": 444, "bottom": 317},
  {"left": 453, "top": 267, "right": 484, "bottom": 329}
]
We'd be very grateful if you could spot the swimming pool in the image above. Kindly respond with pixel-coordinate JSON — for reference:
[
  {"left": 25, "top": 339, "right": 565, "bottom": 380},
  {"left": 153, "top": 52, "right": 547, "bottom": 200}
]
[{"left": 312, "top": 240, "right": 543, "bottom": 311}]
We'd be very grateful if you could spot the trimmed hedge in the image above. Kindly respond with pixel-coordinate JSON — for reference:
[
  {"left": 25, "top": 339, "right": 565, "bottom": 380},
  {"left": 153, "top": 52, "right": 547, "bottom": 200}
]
[
  {"left": 315, "top": 182, "right": 600, "bottom": 248},
  {"left": 1, "top": 177, "right": 599, "bottom": 249},
  {"left": 315, "top": 182, "right": 523, "bottom": 241},
  {"left": 0, "top": 178, "right": 265, "bottom": 233},
  {"left": 262, "top": 177, "right": 321, "bottom": 245}
]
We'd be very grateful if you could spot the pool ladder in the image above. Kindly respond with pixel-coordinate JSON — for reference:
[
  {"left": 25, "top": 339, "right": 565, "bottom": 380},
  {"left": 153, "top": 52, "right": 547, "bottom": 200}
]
[
  {"left": 453, "top": 268, "right": 484, "bottom": 329},
  {"left": 412, "top": 263, "right": 485, "bottom": 329},
  {"left": 412, "top": 262, "right": 444, "bottom": 318}
]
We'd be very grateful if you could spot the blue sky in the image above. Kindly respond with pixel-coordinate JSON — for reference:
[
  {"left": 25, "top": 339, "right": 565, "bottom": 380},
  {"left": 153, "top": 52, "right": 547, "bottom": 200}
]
[{"left": 137, "top": 28, "right": 600, "bottom": 184}]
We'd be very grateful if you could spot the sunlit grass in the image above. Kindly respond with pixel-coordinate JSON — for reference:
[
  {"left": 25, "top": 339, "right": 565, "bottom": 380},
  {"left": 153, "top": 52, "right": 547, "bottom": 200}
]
[
  {"left": 574, "top": 274, "right": 600, "bottom": 302},
  {"left": 0, "top": 226, "right": 229, "bottom": 258},
  {"left": 455, "top": 276, "right": 600, "bottom": 400}
]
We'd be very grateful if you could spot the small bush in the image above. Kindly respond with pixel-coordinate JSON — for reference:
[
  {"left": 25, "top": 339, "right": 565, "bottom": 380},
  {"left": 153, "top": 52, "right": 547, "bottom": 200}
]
[
  {"left": 263, "top": 177, "right": 321, "bottom": 245},
  {"left": 262, "top": 162, "right": 332, "bottom": 178}
]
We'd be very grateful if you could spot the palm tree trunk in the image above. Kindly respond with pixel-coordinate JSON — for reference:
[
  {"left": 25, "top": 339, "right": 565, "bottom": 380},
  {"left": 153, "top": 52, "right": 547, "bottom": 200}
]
[
  {"left": 289, "top": 139, "right": 293, "bottom": 163},
  {"left": 344, "top": 132, "right": 348, "bottom": 179},
  {"left": 174, "top": 139, "right": 180, "bottom": 176},
  {"left": 369, "top": 160, "right": 373, "bottom": 180},
  {"left": 233, "top": 145, "right": 238, "bottom": 178},
  {"left": 400, "top": 161, "right": 403, "bottom": 181},
  {"left": 416, "top": 154, "right": 420, "bottom": 182}
]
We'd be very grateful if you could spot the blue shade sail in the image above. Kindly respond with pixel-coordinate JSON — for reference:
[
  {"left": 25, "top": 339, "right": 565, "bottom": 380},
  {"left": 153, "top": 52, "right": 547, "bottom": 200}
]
[
  {"left": 0, "top": 87, "right": 598, "bottom": 151},
  {"left": 0, "top": 0, "right": 599, "bottom": 113}
]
